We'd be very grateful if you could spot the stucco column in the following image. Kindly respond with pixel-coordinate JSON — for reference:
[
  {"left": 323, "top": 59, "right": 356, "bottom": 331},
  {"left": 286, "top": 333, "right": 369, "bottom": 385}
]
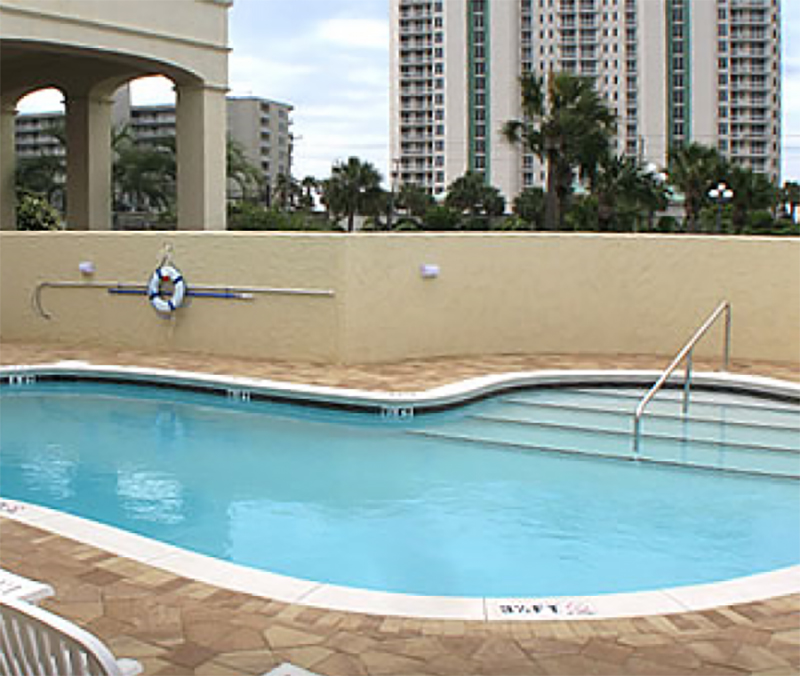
[
  {"left": 65, "top": 94, "right": 113, "bottom": 230},
  {"left": 0, "top": 99, "right": 17, "bottom": 230},
  {"left": 175, "top": 83, "right": 227, "bottom": 230}
]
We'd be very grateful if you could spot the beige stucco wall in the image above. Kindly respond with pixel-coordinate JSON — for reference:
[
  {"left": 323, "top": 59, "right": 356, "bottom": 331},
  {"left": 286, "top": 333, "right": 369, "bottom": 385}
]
[
  {"left": 1, "top": 232, "right": 798, "bottom": 365},
  {"left": 0, "top": 232, "right": 344, "bottom": 362}
]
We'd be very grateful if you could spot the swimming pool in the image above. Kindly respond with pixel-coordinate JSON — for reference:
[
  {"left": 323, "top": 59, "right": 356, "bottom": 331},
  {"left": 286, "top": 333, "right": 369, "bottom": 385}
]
[{"left": 2, "top": 364, "right": 798, "bottom": 614}]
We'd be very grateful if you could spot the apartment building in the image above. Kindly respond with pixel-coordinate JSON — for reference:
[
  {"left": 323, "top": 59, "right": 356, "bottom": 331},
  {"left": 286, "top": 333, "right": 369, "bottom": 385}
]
[
  {"left": 389, "top": 0, "right": 781, "bottom": 199},
  {"left": 226, "top": 97, "right": 293, "bottom": 194},
  {"left": 15, "top": 90, "right": 294, "bottom": 197}
]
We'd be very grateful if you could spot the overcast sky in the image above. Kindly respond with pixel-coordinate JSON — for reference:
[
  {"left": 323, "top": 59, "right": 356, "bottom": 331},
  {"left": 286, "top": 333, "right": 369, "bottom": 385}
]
[{"left": 17, "top": 0, "right": 800, "bottom": 183}]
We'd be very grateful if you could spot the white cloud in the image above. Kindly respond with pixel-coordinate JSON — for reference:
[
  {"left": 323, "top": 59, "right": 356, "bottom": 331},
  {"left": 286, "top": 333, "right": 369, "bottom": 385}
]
[
  {"left": 229, "top": 53, "right": 315, "bottom": 102},
  {"left": 314, "top": 18, "right": 389, "bottom": 50},
  {"left": 129, "top": 76, "right": 175, "bottom": 105},
  {"left": 344, "top": 64, "right": 389, "bottom": 89},
  {"left": 16, "top": 88, "right": 63, "bottom": 113}
]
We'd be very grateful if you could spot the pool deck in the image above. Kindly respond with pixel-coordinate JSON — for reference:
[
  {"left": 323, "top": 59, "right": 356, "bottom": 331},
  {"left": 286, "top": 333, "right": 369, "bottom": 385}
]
[{"left": 1, "top": 341, "right": 799, "bottom": 676}]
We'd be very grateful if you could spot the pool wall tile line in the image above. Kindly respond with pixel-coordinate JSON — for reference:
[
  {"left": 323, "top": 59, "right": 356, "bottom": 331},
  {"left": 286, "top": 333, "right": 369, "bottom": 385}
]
[
  {"left": 2, "top": 362, "right": 799, "bottom": 414},
  {"left": 2, "top": 497, "right": 798, "bottom": 622}
]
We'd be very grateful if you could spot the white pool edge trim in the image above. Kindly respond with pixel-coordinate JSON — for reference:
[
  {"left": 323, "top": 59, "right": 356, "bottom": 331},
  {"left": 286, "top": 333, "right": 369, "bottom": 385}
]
[
  {"left": 3, "top": 361, "right": 799, "bottom": 412},
  {"left": 2, "top": 497, "right": 797, "bottom": 622},
  {"left": 2, "top": 363, "right": 799, "bottom": 621}
]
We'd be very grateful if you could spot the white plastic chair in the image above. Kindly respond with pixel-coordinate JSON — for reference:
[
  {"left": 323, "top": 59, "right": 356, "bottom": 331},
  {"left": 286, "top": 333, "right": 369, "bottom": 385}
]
[
  {"left": 0, "top": 569, "right": 55, "bottom": 605},
  {"left": 0, "top": 596, "right": 142, "bottom": 676}
]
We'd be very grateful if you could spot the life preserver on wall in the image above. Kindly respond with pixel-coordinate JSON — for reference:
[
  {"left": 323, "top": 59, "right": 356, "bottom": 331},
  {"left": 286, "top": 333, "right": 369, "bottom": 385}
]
[{"left": 148, "top": 265, "right": 186, "bottom": 314}]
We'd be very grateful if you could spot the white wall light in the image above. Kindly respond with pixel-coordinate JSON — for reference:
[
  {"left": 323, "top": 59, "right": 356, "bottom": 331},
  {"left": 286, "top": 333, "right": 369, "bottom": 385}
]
[
  {"left": 420, "top": 264, "right": 440, "bottom": 279},
  {"left": 78, "top": 261, "right": 96, "bottom": 276}
]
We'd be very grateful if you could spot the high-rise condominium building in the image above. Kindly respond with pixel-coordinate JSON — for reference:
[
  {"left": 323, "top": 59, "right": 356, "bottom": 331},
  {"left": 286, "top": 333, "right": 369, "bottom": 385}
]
[{"left": 390, "top": 0, "right": 781, "bottom": 200}]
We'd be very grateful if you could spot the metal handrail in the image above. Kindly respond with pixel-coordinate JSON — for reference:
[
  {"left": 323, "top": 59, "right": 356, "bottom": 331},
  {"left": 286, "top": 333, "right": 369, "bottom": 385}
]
[{"left": 633, "top": 301, "right": 731, "bottom": 454}]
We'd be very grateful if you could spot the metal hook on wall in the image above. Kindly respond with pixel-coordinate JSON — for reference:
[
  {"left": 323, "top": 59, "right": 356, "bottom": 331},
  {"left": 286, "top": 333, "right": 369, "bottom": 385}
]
[{"left": 158, "top": 243, "right": 174, "bottom": 268}]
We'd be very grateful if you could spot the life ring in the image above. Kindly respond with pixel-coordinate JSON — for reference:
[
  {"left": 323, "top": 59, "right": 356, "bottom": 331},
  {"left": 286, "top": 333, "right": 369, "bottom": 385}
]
[{"left": 148, "top": 265, "right": 186, "bottom": 314}]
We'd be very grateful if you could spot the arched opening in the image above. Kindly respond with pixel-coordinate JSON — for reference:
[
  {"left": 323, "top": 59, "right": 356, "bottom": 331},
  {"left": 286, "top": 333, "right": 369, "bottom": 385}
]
[
  {"left": 13, "top": 87, "right": 66, "bottom": 229},
  {"left": 1, "top": 38, "right": 228, "bottom": 231},
  {"left": 111, "top": 76, "right": 179, "bottom": 229}
]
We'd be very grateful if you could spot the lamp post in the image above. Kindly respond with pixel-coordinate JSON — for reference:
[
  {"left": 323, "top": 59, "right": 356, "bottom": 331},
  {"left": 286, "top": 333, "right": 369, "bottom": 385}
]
[
  {"left": 707, "top": 182, "right": 734, "bottom": 234},
  {"left": 387, "top": 158, "right": 400, "bottom": 231},
  {"left": 644, "top": 163, "right": 668, "bottom": 232}
]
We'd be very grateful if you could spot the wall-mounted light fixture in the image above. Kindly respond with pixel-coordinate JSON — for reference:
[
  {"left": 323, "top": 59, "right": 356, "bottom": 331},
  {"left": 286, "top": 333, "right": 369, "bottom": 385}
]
[
  {"left": 420, "top": 264, "right": 440, "bottom": 279},
  {"left": 78, "top": 261, "right": 96, "bottom": 276}
]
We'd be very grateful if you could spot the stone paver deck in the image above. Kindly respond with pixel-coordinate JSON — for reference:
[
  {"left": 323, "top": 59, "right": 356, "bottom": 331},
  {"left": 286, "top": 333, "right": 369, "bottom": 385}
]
[{"left": 1, "top": 341, "right": 798, "bottom": 675}]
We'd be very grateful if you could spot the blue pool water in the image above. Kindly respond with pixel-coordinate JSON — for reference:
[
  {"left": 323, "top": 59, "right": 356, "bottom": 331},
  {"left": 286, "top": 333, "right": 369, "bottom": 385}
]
[{"left": 1, "top": 380, "right": 798, "bottom": 598}]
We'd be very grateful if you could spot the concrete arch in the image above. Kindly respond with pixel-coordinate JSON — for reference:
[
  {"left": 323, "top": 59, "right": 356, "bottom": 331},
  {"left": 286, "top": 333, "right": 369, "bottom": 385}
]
[{"left": 0, "top": 0, "right": 232, "bottom": 230}]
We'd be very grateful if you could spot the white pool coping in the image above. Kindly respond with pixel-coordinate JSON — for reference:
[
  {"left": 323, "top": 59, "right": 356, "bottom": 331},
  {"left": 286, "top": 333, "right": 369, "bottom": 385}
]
[{"left": 1, "top": 361, "right": 799, "bottom": 621}]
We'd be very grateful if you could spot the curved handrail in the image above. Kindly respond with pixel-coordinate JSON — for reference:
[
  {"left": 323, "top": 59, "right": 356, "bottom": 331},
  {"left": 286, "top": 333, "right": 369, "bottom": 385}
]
[{"left": 633, "top": 301, "right": 731, "bottom": 454}]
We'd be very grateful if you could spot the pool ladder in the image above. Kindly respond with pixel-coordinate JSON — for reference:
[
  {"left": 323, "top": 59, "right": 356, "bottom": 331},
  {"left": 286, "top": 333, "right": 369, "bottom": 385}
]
[{"left": 633, "top": 301, "right": 731, "bottom": 455}]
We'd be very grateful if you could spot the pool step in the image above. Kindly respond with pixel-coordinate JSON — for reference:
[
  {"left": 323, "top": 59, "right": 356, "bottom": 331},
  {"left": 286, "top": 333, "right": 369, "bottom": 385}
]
[
  {"left": 407, "top": 427, "right": 800, "bottom": 480},
  {"left": 410, "top": 386, "right": 800, "bottom": 479},
  {"left": 494, "top": 398, "right": 800, "bottom": 432},
  {"left": 499, "top": 392, "right": 800, "bottom": 431},
  {"left": 479, "top": 404, "right": 800, "bottom": 449},
  {"left": 573, "top": 387, "right": 800, "bottom": 412},
  {"left": 469, "top": 413, "right": 800, "bottom": 455},
  {"left": 516, "top": 387, "right": 800, "bottom": 419}
]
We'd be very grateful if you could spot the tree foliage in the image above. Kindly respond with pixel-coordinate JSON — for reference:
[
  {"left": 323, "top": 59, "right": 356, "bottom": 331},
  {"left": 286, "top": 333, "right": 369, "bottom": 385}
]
[
  {"left": 16, "top": 191, "right": 63, "bottom": 230},
  {"left": 725, "top": 165, "right": 776, "bottom": 234},
  {"left": 589, "top": 155, "right": 669, "bottom": 231},
  {"left": 397, "top": 183, "right": 435, "bottom": 220},
  {"left": 667, "top": 143, "right": 725, "bottom": 232},
  {"left": 512, "top": 187, "right": 546, "bottom": 229},
  {"left": 444, "top": 171, "right": 505, "bottom": 218},
  {"left": 781, "top": 181, "right": 800, "bottom": 223},
  {"left": 503, "top": 72, "right": 616, "bottom": 230},
  {"left": 321, "top": 157, "right": 384, "bottom": 232},
  {"left": 113, "top": 130, "right": 176, "bottom": 212},
  {"left": 226, "top": 137, "right": 264, "bottom": 202}
]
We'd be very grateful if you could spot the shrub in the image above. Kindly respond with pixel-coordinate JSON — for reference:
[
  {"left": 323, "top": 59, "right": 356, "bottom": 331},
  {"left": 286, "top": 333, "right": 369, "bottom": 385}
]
[
  {"left": 655, "top": 215, "right": 679, "bottom": 233},
  {"left": 421, "top": 205, "right": 461, "bottom": 231},
  {"left": 16, "top": 192, "right": 63, "bottom": 230}
]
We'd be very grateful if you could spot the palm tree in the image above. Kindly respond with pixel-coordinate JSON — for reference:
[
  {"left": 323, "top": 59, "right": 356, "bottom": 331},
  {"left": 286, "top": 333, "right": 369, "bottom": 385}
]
[
  {"left": 589, "top": 155, "right": 638, "bottom": 230},
  {"left": 780, "top": 181, "right": 800, "bottom": 223},
  {"left": 15, "top": 119, "right": 67, "bottom": 209},
  {"left": 444, "top": 171, "right": 505, "bottom": 219},
  {"left": 273, "top": 172, "right": 301, "bottom": 210},
  {"left": 16, "top": 154, "right": 65, "bottom": 207},
  {"left": 321, "top": 157, "right": 384, "bottom": 232},
  {"left": 397, "top": 183, "right": 435, "bottom": 220},
  {"left": 589, "top": 155, "right": 669, "bottom": 231},
  {"left": 726, "top": 165, "right": 777, "bottom": 234},
  {"left": 227, "top": 137, "right": 263, "bottom": 202},
  {"left": 503, "top": 71, "right": 616, "bottom": 230},
  {"left": 299, "top": 176, "right": 319, "bottom": 210},
  {"left": 512, "top": 187, "right": 546, "bottom": 229},
  {"left": 667, "top": 143, "right": 724, "bottom": 233},
  {"left": 113, "top": 133, "right": 175, "bottom": 212}
]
